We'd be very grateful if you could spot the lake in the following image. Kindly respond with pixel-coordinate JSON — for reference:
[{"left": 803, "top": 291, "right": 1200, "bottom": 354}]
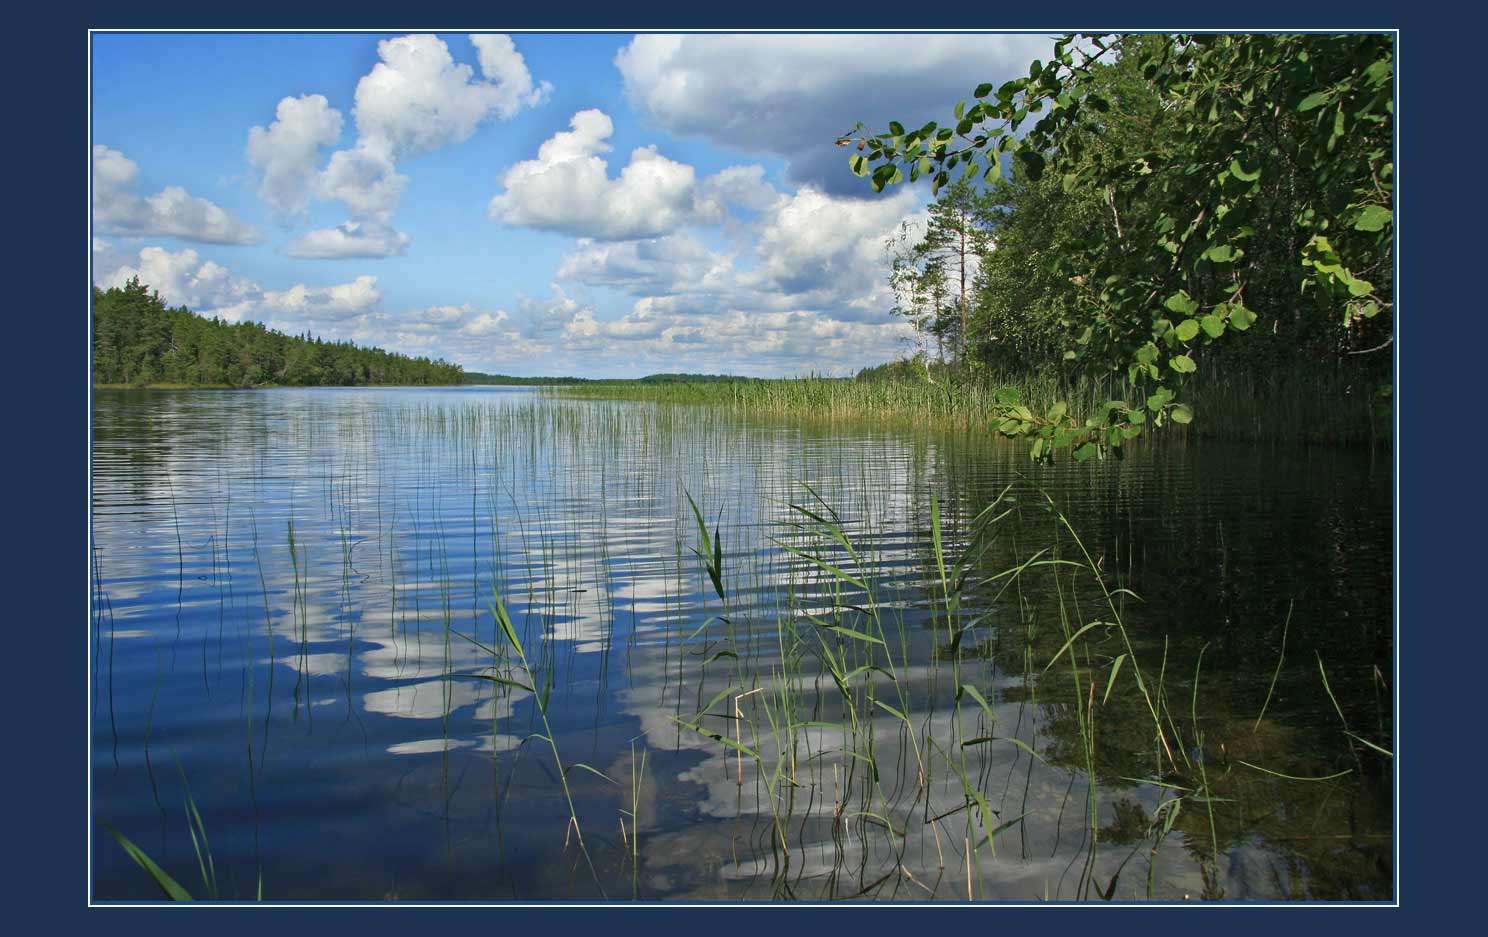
[{"left": 90, "top": 386, "right": 1394, "bottom": 902}]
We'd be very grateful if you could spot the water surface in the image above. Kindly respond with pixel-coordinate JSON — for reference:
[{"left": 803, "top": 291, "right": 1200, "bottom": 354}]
[{"left": 90, "top": 386, "right": 1393, "bottom": 901}]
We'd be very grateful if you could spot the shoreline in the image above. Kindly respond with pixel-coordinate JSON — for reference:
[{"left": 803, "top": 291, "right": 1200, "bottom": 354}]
[
  {"left": 92, "top": 382, "right": 469, "bottom": 390},
  {"left": 546, "top": 374, "right": 1393, "bottom": 449},
  {"left": 93, "top": 375, "right": 1392, "bottom": 449}
]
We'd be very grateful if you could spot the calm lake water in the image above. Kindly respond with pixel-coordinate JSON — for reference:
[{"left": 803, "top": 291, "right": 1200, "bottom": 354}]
[{"left": 90, "top": 386, "right": 1393, "bottom": 902}]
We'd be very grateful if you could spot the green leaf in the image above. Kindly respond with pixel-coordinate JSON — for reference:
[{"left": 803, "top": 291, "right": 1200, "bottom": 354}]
[
  {"left": 1102, "top": 654, "right": 1128, "bottom": 705},
  {"left": 566, "top": 762, "right": 618, "bottom": 784},
  {"left": 769, "top": 538, "right": 866, "bottom": 589},
  {"left": 1073, "top": 442, "right": 1098, "bottom": 462},
  {"left": 1236, "top": 761, "right": 1353, "bottom": 782},
  {"left": 1164, "top": 291, "right": 1199, "bottom": 316},
  {"left": 102, "top": 822, "right": 194, "bottom": 901},
  {"left": 825, "top": 625, "right": 886, "bottom": 646},
  {"left": 870, "top": 162, "right": 899, "bottom": 192},
  {"left": 849, "top": 154, "right": 869, "bottom": 177},
  {"left": 673, "top": 717, "right": 760, "bottom": 760},
  {"left": 1228, "top": 158, "right": 1261, "bottom": 182},
  {"left": 1353, "top": 205, "right": 1392, "bottom": 232},
  {"left": 1044, "top": 620, "right": 1115, "bottom": 672},
  {"left": 455, "top": 671, "right": 535, "bottom": 693},
  {"left": 685, "top": 490, "right": 725, "bottom": 601},
  {"left": 1200, "top": 315, "right": 1226, "bottom": 338},
  {"left": 713, "top": 524, "right": 722, "bottom": 586},
  {"left": 1298, "top": 91, "right": 1331, "bottom": 112},
  {"left": 1169, "top": 355, "right": 1196, "bottom": 374},
  {"left": 974, "top": 82, "right": 994, "bottom": 98},
  {"left": 692, "top": 685, "right": 744, "bottom": 722},
  {"left": 1175, "top": 318, "right": 1199, "bottom": 341},
  {"left": 1170, "top": 403, "right": 1194, "bottom": 424},
  {"left": 873, "top": 699, "right": 912, "bottom": 725},
  {"left": 983, "top": 159, "right": 1002, "bottom": 183},
  {"left": 960, "top": 734, "right": 1043, "bottom": 764},
  {"left": 1343, "top": 732, "right": 1394, "bottom": 758},
  {"left": 490, "top": 598, "right": 524, "bottom": 659},
  {"left": 1227, "top": 305, "right": 1257, "bottom": 330},
  {"left": 1016, "top": 149, "right": 1045, "bottom": 181},
  {"left": 958, "top": 684, "right": 996, "bottom": 721}
]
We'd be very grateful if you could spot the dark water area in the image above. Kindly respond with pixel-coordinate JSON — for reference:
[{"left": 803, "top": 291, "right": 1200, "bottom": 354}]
[{"left": 90, "top": 386, "right": 1393, "bottom": 902}]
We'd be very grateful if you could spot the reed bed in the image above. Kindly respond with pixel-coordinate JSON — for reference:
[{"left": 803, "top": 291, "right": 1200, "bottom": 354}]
[{"left": 549, "top": 367, "right": 1388, "bottom": 447}]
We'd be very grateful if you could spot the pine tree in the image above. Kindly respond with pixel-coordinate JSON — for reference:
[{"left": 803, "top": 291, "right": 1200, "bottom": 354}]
[{"left": 908, "top": 178, "right": 995, "bottom": 365}]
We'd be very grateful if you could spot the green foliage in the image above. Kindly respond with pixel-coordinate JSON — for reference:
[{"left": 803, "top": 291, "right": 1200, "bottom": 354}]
[
  {"left": 846, "top": 33, "right": 1393, "bottom": 459},
  {"left": 968, "top": 170, "right": 1103, "bottom": 376},
  {"left": 93, "top": 277, "right": 463, "bottom": 388},
  {"left": 101, "top": 822, "right": 194, "bottom": 901}
]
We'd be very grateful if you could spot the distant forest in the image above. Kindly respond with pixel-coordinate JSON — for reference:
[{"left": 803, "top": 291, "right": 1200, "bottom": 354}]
[
  {"left": 93, "top": 278, "right": 464, "bottom": 387},
  {"left": 462, "top": 372, "right": 595, "bottom": 385},
  {"left": 463, "top": 371, "right": 755, "bottom": 385}
]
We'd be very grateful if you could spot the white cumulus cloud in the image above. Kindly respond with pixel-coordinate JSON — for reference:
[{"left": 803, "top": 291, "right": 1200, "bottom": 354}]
[
  {"left": 245, "top": 34, "right": 548, "bottom": 259},
  {"left": 95, "top": 245, "right": 384, "bottom": 329},
  {"left": 745, "top": 185, "right": 922, "bottom": 318},
  {"left": 93, "top": 145, "right": 260, "bottom": 245},
  {"left": 315, "top": 144, "right": 409, "bottom": 225},
  {"left": 284, "top": 221, "right": 411, "bottom": 259},
  {"left": 513, "top": 284, "right": 586, "bottom": 338},
  {"left": 556, "top": 235, "right": 731, "bottom": 294},
  {"left": 556, "top": 185, "right": 923, "bottom": 326},
  {"left": 246, "top": 94, "right": 345, "bottom": 217},
  {"left": 261, "top": 275, "right": 382, "bottom": 321},
  {"left": 488, "top": 109, "right": 722, "bottom": 240},
  {"left": 354, "top": 33, "right": 550, "bottom": 160},
  {"left": 470, "top": 34, "right": 555, "bottom": 120},
  {"left": 699, "top": 165, "right": 782, "bottom": 214},
  {"left": 98, "top": 245, "right": 262, "bottom": 321}
]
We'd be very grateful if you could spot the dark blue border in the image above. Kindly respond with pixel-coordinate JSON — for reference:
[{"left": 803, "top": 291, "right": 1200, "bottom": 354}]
[{"left": 20, "top": 0, "right": 1454, "bottom": 929}]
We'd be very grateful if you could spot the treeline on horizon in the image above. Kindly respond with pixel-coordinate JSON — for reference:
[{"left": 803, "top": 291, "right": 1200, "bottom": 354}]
[
  {"left": 463, "top": 371, "right": 759, "bottom": 385},
  {"left": 93, "top": 278, "right": 464, "bottom": 388}
]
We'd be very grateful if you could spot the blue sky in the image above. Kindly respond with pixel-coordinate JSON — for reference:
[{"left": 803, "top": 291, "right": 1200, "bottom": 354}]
[{"left": 91, "top": 31, "right": 1054, "bottom": 377}]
